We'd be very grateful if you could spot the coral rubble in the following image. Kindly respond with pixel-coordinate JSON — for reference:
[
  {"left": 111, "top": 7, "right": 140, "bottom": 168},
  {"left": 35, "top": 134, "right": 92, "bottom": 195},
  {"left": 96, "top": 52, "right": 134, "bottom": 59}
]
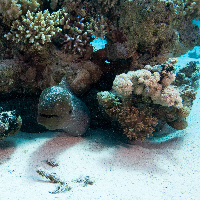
[
  {"left": 36, "top": 168, "right": 94, "bottom": 194},
  {"left": 36, "top": 168, "right": 72, "bottom": 194}
]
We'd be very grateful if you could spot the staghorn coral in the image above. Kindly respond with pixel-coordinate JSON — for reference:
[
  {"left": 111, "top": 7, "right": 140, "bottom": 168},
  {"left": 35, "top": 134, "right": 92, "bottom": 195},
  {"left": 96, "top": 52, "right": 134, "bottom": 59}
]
[{"left": 4, "top": 9, "right": 62, "bottom": 50}]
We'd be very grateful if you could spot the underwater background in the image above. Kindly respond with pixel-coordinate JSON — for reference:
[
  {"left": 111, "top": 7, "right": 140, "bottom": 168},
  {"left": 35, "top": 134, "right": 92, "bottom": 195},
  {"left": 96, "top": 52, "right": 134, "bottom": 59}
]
[{"left": 0, "top": 0, "right": 200, "bottom": 199}]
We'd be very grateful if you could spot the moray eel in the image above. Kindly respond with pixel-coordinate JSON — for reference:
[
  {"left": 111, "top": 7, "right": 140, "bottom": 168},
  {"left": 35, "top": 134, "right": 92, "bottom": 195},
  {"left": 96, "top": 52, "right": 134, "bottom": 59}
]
[{"left": 37, "top": 77, "right": 90, "bottom": 136}]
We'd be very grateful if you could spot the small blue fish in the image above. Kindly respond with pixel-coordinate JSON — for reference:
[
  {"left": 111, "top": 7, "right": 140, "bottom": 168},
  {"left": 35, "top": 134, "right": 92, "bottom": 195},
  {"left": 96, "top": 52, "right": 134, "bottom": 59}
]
[{"left": 37, "top": 77, "right": 90, "bottom": 136}]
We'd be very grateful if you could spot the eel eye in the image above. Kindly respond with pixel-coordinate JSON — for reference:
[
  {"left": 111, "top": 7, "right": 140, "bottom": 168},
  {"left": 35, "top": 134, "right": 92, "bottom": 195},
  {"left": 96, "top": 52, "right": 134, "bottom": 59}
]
[{"left": 69, "top": 110, "right": 72, "bottom": 114}]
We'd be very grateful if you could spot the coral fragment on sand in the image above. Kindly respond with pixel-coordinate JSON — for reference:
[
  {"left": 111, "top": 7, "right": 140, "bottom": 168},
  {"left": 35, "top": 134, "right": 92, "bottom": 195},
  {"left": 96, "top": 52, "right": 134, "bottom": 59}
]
[{"left": 36, "top": 168, "right": 71, "bottom": 194}]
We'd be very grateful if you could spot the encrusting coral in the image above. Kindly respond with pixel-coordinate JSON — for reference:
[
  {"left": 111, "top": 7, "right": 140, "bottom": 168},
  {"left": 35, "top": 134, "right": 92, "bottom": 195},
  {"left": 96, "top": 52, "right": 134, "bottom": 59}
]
[
  {"left": 0, "top": 47, "right": 103, "bottom": 96},
  {"left": 106, "top": 0, "right": 200, "bottom": 66}
]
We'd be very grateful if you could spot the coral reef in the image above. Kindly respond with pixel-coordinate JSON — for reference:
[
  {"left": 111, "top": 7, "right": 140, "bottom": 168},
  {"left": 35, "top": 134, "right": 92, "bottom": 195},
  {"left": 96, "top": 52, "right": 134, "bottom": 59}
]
[
  {"left": 97, "top": 91, "right": 158, "bottom": 141},
  {"left": 97, "top": 59, "right": 200, "bottom": 141},
  {"left": 0, "top": 108, "right": 22, "bottom": 141},
  {"left": 106, "top": 0, "right": 200, "bottom": 65},
  {"left": 1, "top": 0, "right": 199, "bottom": 59},
  {"left": 0, "top": 59, "right": 21, "bottom": 93},
  {"left": 0, "top": 49, "right": 103, "bottom": 96},
  {"left": 0, "top": 0, "right": 200, "bottom": 140},
  {"left": 57, "top": 5, "right": 108, "bottom": 55},
  {"left": 1, "top": 0, "right": 108, "bottom": 54},
  {"left": 175, "top": 61, "right": 200, "bottom": 90}
]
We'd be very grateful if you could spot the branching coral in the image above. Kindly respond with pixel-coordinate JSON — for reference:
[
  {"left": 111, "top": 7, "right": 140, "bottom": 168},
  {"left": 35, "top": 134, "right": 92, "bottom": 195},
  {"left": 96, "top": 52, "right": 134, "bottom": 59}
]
[
  {"left": 58, "top": 8, "right": 108, "bottom": 55},
  {"left": 4, "top": 9, "right": 62, "bottom": 50},
  {"left": 115, "top": 105, "right": 158, "bottom": 141},
  {"left": 0, "top": 0, "right": 41, "bottom": 25},
  {"left": 1, "top": 0, "right": 108, "bottom": 55},
  {"left": 97, "top": 91, "right": 158, "bottom": 141}
]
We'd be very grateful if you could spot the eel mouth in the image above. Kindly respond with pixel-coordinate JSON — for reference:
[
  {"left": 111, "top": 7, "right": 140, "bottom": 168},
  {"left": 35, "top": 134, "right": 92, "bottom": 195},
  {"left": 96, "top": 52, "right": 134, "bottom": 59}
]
[{"left": 38, "top": 113, "right": 60, "bottom": 119}]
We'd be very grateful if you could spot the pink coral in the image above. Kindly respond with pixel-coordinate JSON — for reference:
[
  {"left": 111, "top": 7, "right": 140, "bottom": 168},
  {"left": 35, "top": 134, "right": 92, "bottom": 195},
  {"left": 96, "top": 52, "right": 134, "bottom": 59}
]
[{"left": 112, "top": 59, "right": 183, "bottom": 108}]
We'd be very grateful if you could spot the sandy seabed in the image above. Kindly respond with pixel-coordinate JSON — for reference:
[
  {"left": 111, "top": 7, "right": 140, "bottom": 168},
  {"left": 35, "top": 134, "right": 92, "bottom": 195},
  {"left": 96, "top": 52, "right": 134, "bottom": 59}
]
[{"left": 0, "top": 51, "right": 200, "bottom": 200}]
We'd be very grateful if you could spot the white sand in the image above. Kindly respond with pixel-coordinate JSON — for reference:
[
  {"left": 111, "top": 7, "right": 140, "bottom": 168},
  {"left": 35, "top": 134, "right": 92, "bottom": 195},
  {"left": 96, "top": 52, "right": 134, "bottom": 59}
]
[{"left": 0, "top": 56, "right": 200, "bottom": 200}]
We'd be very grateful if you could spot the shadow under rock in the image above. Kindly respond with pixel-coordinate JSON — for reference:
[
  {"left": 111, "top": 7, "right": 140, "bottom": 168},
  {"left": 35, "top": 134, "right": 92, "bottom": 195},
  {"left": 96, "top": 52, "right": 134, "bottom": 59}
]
[
  {"left": 0, "top": 139, "right": 16, "bottom": 163},
  {"left": 84, "top": 128, "right": 131, "bottom": 151},
  {"left": 28, "top": 131, "right": 83, "bottom": 175},
  {"left": 103, "top": 134, "right": 184, "bottom": 174},
  {"left": 27, "top": 125, "right": 186, "bottom": 176},
  {"left": 14, "top": 130, "right": 58, "bottom": 140},
  {"left": 85, "top": 125, "right": 185, "bottom": 173}
]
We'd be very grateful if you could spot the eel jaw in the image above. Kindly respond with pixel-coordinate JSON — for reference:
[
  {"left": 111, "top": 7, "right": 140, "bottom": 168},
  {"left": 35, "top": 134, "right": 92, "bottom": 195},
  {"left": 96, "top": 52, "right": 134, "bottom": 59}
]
[
  {"left": 37, "top": 112, "right": 62, "bottom": 130},
  {"left": 38, "top": 113, "right": 60, "bottom": 119}
]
